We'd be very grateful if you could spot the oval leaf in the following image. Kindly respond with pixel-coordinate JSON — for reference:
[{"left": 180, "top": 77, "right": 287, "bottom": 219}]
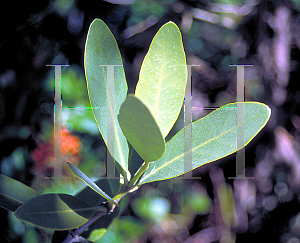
[
  {"left": 67, "top": 162, "right": 117, "bottom": 205},
  {"left": 139, "top": 102, "right": 271, "bottom": 184},
  {"left": 135, "top": 21, "right": 187, "bottom": 138},
  {"left": 85, "top": 18, "right": 130, "bottom": 180},
  {"left": 15, "top": 193, "right": 105, "bottom": 230},
  {"left": 0, "top": 174, "right": 39, "bottom": 212},
  {"left": 118, "top": 94, "right": 165, "bottom": 163}
]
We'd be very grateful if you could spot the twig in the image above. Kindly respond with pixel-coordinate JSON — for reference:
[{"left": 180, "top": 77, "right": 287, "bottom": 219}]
[
  {"left": 62, "top": 202, "right": 111, "bottom": 243},
  {"left": 60, "top": 185, "right": 134, "bottom": 242}
]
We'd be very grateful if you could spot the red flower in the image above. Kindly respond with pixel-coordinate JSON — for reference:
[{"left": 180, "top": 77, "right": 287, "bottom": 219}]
[{"left": 31, "top": 126, "right": 81, "bottom": 177}]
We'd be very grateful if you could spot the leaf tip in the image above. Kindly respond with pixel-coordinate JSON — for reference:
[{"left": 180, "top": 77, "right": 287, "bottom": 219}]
[{"left": 66, "top": 161, "right": 74, "bottom": 170}]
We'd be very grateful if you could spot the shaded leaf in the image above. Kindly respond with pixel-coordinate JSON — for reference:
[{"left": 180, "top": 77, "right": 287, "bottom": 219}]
[
  {"left": 118, "top": 94, "right": 165, "bottom": 163},
  {"left": 74, "top": 179, "right": 120, "bottom": 236},
  {"left": 85, "top": 18, "right": 130, "bottom": 180},
  {"left": 139, "top": 102, "right": 271, "bottom": 184},
  {"left": 135, "top": 21, "right": 187, "bottom": 138},
  {"left": 67, "top": 162, "right": 117, "bottom": 205},
  {"left": 15, "top": 193, "right": 105, "bottom": 230},
  {"left": 108, "top": 176, "right": 122, "bottom": 196},
  {"left": 0, "top": 174, "right": 39, "bottom": 212},
  {"left": 75, "top": 179, "right": 114, "bottom": 206}
]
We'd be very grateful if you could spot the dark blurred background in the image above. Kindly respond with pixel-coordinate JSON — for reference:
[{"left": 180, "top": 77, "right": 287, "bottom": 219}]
[{"left": 1, "top": 0, "right": 300, "bottom": 242}]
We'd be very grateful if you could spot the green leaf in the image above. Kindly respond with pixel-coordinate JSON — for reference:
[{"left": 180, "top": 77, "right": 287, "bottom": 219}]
[
  {"left": 75, "top": 179, "right": 115, "bottom": 206},
  {"left": 67, "top": 162, "right": 118, "bottom": 205},
  {"left": 135, "top": 21, "right": 187, "bottom": 138},
  {"left": 88, "top": 228, "right": 107, "bottom": 242},
  {"left": 139, "top": 102, "right": 271, "bottom": 184},
  {"left": 93, "top": 217, "right": 146, "bottom": 243},
  {"left": 118, "top": 94, "right": 165, "bottom": 163},
  {"left": 93, "top": 218, "right": 123, "bottom": 243},
  {"left": 15, "top": 193, "right": 105, "bottom": 230},
  {"left": 85, "top": 18, "right": 130, "bottom": 181},
  {"left": 74, "top": 179, "right": 120, "bottom": 235},
  {"left": 0, "top": 174, "right": 39, "bottom": 212},
  {"left": 108, "top": 176, "right": 122, "bottom": 196}
]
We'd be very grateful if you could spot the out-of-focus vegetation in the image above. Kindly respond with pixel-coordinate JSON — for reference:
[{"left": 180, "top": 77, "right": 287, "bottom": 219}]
[{"left": 1, "top": 0, "right": 300, "bottom": 242}]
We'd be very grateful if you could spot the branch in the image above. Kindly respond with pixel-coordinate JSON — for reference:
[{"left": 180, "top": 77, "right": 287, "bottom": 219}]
[
  {"left": 62, "top": 202, "right": 113, "bottom": 243},
  {"left": 60, "top": 190, "right": 133, "bottom": 242}
]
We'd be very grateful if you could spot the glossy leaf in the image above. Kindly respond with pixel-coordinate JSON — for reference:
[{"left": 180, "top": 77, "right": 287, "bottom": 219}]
[
  {"left": 0, "top": 174, "right": 39, "bottom": 212},
  {"left": 135, "top": 21, "right": 187, "bottom": 138},
  {"left": 15, "top": 193, "right": 105, "bottom": 230},
  {"left": 85, "top": 18, "right": 130, "bottom": 180},
  {"left": 118, "top": 94, "right": 165, "bottom": 163},
  {"left": 75, "top": 178, "right": 114, "bottom": 206},
  {"left": 139, "top": 102, "right": 271, "bottom": 184},
  {"left": 67, "top": 162, "right": 118, "bottom": 205},
  {"left": 74, "top": 178, "right": 120, "bottom": 235}
]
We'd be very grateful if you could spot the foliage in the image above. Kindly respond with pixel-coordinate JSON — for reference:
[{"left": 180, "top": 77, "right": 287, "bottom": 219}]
[
  {"left": 118, "top": 94, "right": 165, "bottom": 163},
  {"left": 15, "top": 193, "right": 104, "bottom": 230},
  {"left": 0, "top": 18, "right": 270, "bottom": 242},
  {"left": 84, "top": 18, "right": 130, "bottom": 181},
  {"left": 0, "top": 174, "right": 39, "bottom": 212}
]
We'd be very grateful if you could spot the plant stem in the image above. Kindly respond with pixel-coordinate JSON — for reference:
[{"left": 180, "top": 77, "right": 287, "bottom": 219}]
[
  {"left": 61, "top": 169, "right": 143, "bottom": 243},
  {"left": 62, "top": 198, "right": 123, "bottom": 243},
  {"left": 61, "top": 201, "right": 115, "bottom": 243},
  {"left": 128, "top": 161, "right": 149, "bottom": 188},
  {"left": 62, "top": 210, "right": 106, "bottom": 243}
]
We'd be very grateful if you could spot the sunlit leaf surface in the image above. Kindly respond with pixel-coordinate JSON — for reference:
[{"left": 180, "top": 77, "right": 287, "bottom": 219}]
[{"left": 139, "top": 102, "right": 271, "bottom": 184}]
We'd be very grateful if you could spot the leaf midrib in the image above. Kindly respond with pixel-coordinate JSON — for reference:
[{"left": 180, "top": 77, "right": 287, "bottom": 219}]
[
  {"left": 140, "top": 112, "right": 265, "bottom": 182},
  {"left": 0, "top": 193, "right": 25, "bottom": 204},
  {"left": 153, "top": 26, "right": 170, "bottom": 118},
  {"left": 23, "top": 206, "right": 104, "bottom": 215},
  {"left": 89, "top": 27, "right": 127, "bottom": 172}
]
